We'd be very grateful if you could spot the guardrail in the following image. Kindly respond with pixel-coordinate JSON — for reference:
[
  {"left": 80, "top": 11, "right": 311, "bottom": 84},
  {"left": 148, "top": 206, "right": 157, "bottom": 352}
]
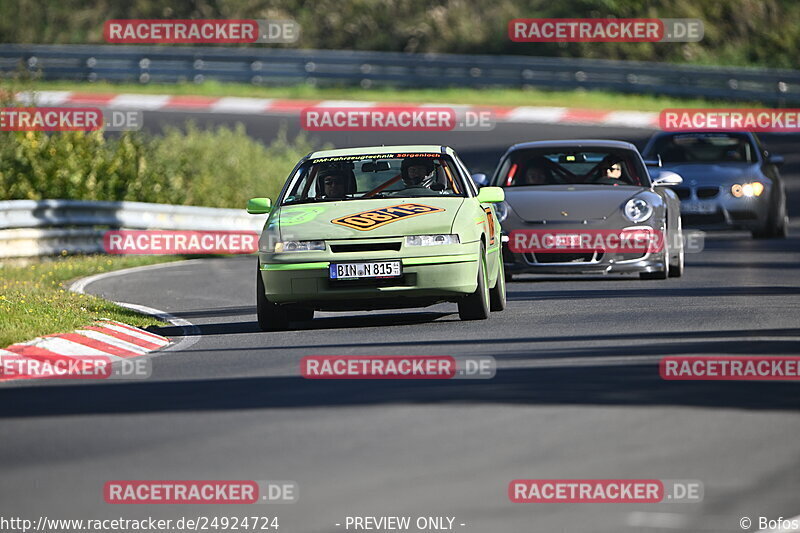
[
  {"left": 1, "top": 44, "right": 799, "bottom": 105},
  {"left": 0, "top": 199, "right": 266, "bottom": 258}
]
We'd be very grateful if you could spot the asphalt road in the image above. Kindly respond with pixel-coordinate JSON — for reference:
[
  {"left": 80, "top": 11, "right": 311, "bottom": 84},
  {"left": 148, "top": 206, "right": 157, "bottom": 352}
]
[{"left": 1, "top": 114, "right": 800, "bottom": 533}]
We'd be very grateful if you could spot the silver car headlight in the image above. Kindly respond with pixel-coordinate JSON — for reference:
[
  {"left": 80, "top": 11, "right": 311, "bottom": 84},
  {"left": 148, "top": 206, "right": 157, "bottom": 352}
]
[
  {"left": 274, "top": 240, "right": 326, "bottom": 252},
  {"left": 406, "top": 234, "right": 460, "bottom": 246},
  {"left": 623, "top": 198, "right": 653, "bottom": 223},
  {"left": 494, "top": 201, "right": 509, "bottom": 223}
]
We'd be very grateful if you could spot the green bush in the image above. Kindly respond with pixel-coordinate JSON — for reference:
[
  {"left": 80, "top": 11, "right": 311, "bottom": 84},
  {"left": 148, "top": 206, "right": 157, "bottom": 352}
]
[
  {"left": 0, "top": 0, "right": 797, "bottom": 68},
  {"left": 0, "top": 73, "right": 319, "bottom": 206},
  {"left": 0, "top": 124, "right": 318, "bottom": 207}
]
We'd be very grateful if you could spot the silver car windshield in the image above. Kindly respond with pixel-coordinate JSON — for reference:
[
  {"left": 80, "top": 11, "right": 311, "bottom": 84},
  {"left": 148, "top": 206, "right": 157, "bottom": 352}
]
[{"left": 495, "top": 149, "right": 647, "bottom": 187}]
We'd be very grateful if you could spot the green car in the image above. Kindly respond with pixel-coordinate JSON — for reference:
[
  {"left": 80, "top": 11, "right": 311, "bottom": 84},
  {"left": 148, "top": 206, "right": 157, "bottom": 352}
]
[{"left": 247, "top": 145, "right": 506, "bottom": 331}]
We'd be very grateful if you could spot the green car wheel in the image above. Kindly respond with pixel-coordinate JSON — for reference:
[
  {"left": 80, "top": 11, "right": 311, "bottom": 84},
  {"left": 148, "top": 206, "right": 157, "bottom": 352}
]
[
  {"left": 287, "top": 306, "right": 314, "bottom": 322},
  {"left": 257, "top": 268, "right": 290, "bottom": 331},
  {"left": 489, "top": 259, "right": 506, "bottom": 311},
  {"left": 458, "top": 245, "right": 490, "bottom": 321}
]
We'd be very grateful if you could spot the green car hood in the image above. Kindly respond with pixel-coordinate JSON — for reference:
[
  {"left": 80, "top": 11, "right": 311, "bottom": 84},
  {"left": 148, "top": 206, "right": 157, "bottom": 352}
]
[{"left": 273, "top": 197, "right": 465, "bottom": 240}]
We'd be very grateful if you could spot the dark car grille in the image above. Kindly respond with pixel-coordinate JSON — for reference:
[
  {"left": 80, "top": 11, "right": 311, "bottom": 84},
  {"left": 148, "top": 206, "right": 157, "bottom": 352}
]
[
  {"left": 696, "top": 187, "right": 720, "bottom": 199},
  {"left": 682, "top": 212, "right": 726, "bottom": 226},
  {"left": 330, "top": 242, "right": 401, "bottom": 253},
  {"left": 729, "top": 210, "right": 758, "bottom": 221},
  {"left": 674, "top": 187, "right": 691, "bottom": 200}
]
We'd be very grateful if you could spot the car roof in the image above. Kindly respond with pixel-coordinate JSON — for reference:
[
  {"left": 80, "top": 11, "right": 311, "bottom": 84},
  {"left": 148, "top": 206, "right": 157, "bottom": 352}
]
[
  {"left": 649, "top": 131, "right": 756, "bottom": 139},
  {"left": 308, "top": 145, "right": 449, "bottom": 159},
  {"left": 642, "top": 131, "right": 760, "bottom": 155},
  {"left": 506, "top": 139, "right": 639, "bottom": 152}
]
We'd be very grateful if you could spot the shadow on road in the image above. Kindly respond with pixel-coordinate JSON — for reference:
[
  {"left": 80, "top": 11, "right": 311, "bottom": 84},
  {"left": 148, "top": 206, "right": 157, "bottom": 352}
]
[
  {"left": 507, "top": 285, "right": 800, "bottom": 301},
  {"left": 2, "top": 324, "right": 799, "bottom": 418},
  {"left": 153, "top": 311, "right": 454, "bottom": 337}
]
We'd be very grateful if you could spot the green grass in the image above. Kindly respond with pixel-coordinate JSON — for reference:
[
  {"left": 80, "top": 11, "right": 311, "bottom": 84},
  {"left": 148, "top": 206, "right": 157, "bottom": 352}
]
[
  {"left": 30, "top": 80, "right": 765, "bottom": 112},
  {"left": 0, "top": 254, "right": 184, "bottom": 347}
]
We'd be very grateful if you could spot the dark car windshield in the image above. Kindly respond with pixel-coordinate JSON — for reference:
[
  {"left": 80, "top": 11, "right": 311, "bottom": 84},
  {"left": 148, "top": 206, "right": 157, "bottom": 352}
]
[
  {"left": 492, "top": 148, "right": 648, "bottom": 187},
  {"left": 645, "top": 133, "right": 757, "bottom": 163},
  {"left": 281, "top": 153, "right": 467, "bottom": 205}
]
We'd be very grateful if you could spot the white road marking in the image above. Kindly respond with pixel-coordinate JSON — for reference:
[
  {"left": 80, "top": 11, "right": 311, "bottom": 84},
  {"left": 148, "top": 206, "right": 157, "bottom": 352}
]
[
  {"left": 109, "top": 94, "right": 171, "bottom": 110},
  {"left": 12, "top": 91, "right": 663, "bottom": 128},
  {"left": 70, "top": 260, "right": 202, "bottom": 357},
  {"left": 315, "top": 100, "right": 377, "bottom": 107},
  {"left": 604, "top": 110, "right": 659, "bottom": 128},
  {"left": 504, "top": 106, "right": 568, "bottom": 123},
  {"left": 627, "top": 511, "right": 689, "bottom": 529},
  {"left": 25, "top": 336, "right": 122, "bottom": 359},
  {"left": 210, "top": 97, "right": 274, "bottom": 113},
  {"left": 72, "top": 330, "right": 150, "bottom": 354},
  {"left": 99, "top": 323, "right": 169, "bottom": 345},
  {"left": 15, "top": 90, "right": 71, "bottom": 105}
]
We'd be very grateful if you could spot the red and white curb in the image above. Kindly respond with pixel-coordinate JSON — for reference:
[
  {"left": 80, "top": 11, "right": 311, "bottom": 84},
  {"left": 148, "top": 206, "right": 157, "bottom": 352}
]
[
  {"left": 0, "top": 319, "right": 170, "bottom": 381},
  {"left": 1, "top": 260, "right": 204, "bottom": 383},
  {"left": 16, "top": 90, "right": 659, "bottom": 129}
]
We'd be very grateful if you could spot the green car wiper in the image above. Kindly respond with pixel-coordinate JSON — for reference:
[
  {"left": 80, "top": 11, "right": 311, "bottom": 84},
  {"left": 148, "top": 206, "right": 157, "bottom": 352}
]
[{"left": 283, "top": 195, "right": 365, "bottom": 205}]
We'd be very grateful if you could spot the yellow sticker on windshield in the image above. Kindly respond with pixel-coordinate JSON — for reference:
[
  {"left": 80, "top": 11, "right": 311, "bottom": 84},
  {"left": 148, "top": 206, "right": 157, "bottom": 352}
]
[{"left": 332, "top": 203, "right": 444, "bottom": 231}]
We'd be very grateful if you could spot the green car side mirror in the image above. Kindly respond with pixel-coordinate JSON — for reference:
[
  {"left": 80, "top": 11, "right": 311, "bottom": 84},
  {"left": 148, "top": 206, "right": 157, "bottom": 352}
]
[
  {"left": 246, "top": 197, "right": 272, "bottom": 214},
  {"left": 477, "top": 186, "right": 505, "bottom": 203}
]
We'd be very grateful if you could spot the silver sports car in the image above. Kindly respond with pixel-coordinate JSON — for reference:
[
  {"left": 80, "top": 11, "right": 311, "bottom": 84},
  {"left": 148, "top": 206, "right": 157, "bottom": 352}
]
[
  {"left": 642, "top": 131, "right": 788, "bottom": 239},
  {"left": 477, "top": 140, "right": 684, "bottom": 280}
]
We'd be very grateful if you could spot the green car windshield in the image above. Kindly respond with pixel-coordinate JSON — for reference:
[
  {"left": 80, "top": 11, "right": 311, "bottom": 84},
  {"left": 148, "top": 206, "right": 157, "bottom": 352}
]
[{"left": 281, "top": 154, "right": 468, "bottom": 205}]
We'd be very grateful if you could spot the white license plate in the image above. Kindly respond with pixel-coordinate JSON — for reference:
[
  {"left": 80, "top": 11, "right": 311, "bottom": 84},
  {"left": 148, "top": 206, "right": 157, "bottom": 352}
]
[
  {"left": 682, "top": 202, "right": 717, "bottom": 214},
  {"left": 329, "top": 261, "right": 402, "bottom": 280},
  {"left": 555, "top": 234, "right": 582, "bottom": 247}
]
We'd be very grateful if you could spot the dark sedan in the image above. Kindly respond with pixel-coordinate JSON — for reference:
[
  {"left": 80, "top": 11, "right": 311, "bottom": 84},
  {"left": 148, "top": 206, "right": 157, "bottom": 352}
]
[{"left": 642, "top": 131, "right": 788, "bottom": 238}]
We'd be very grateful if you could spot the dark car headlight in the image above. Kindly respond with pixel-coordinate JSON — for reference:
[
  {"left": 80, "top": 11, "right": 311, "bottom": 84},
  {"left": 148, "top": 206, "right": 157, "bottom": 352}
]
[{"left": 731, "top": 182, "right": 765, "bottom": 198}]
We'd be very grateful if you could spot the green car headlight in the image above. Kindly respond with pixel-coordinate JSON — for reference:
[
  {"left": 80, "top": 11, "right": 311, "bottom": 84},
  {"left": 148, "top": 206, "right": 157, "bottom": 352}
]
[
  {"left": 274, "top": 240, "right": 326, "bottom": 252},
  {"left": 405, "top": 234, "right": 460, "bottom": 246}
]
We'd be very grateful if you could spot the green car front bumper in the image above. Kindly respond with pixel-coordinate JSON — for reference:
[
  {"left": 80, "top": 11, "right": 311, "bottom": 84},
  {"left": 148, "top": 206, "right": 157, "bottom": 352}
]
[{"left": 258, "top": 242, "right": 482, "bottom": 311}]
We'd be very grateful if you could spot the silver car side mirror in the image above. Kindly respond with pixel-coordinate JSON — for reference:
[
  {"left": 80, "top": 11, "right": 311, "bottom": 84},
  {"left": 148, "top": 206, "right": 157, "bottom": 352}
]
[{"left": 652, "top": 170, "right": 683, "bottom": 187}]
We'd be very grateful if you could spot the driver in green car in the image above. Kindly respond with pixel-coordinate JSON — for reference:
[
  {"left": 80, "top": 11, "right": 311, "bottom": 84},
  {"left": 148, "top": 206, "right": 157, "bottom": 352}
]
[
  {"left": 400, "top": 157, "right": 438, "bottom": 190},
  {"left": 319, "top": 169, "right": 349, "bottom": 199}
]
